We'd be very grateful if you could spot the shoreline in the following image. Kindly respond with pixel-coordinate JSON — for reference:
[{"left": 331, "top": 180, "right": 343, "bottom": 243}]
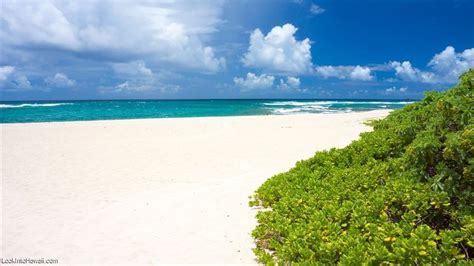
[
  {"left": 2, "top": 110, "right": 390, "bottom": 264},
  {"left": 1, "top": 109, "right": 393, "bottom": 125}
]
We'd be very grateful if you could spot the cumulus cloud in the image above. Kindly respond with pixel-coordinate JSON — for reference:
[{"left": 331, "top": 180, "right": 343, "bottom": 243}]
[
  {"left": 390, "top": 46, "right": 474, "bottom": 83},
  {"left": 45, "top": 73, "right": 76, "bottom": 87},
  {"left": 0, "top": 66, "right": 15, "bottom": 81},
  {"left": 242, "top": 24, "right": 312, "bottom": 74},
  {"left": 0, "top": 66, "right": 35, "bottom": 91},
  {"left": 350, "top": 66, "right": 373, "bottom": 81},
  {"left": 233, "top": 72, "right": 275, "bottom": 90},
  {"left": 314, "top": 65, "right": 373, "bottom": 81},
  {"left": 12, "top": 75, "right": 32, "bottom": 90},
  {"left": 428, "top": 46, "right": 474, "bottom": 82},
  {"left": 390, "top": 61, "right": 435, "bottom": 83},
  {"left": 278, "top": 76, "right": 301, "bottom": 90},
  {"left": 310, "top": 4, "right": 325, "bottom": 15},
  {"left": 1, "top": 0, "right": 226, "bottom": 72}
]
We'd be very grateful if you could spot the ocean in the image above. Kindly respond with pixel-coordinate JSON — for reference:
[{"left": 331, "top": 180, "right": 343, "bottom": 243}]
[{"left": 0, "top": 99, "right": 414, "bottom": 123}]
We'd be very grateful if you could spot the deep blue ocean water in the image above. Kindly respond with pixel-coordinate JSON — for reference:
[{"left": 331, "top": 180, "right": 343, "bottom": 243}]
[{"left": 0, "top": 100, "right": 415, "bottom": 123}]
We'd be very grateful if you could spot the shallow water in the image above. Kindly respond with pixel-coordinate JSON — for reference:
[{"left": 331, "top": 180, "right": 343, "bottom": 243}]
[{"left": 0, "top": 99, "right": 414, "bottom": 123}]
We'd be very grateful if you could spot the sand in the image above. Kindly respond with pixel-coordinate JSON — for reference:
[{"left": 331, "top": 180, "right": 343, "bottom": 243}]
[{"left": 1, "top": 110, "right": 390, "bottom": 264}]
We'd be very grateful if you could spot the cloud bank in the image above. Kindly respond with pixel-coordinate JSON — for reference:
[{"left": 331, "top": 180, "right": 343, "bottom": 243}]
[{"left": 1, "top": 0, "right": 226, "bottom": 72}]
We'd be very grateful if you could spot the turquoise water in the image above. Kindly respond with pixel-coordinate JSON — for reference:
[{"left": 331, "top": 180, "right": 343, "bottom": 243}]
[{"left": 0, "top": 100, "right": 414, "bottom": 123}]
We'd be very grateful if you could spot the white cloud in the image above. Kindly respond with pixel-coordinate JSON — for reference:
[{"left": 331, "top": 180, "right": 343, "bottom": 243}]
[
  {"left": 12, "top": 75, "right": 32, "bottom": 90},
  {"left": 385, "top": 86, "right": 408, "bottom": 94},
  {"left": 310, "top": 4, "right": 325, "bottom": 15},
  {"left": 0, "top": 66, "right": 15, "bottom": 81},
  {"left": 242, "top": 24, "right": 312, "bottom": 74},
  {"left": 101, "top": 80, "right": 180, "bottom": 94},
  {"left": 1, "top": 0, "right": 226, "bottom": 72},
  {"left": 112, "top": 81, "right": 163, "bottom": 93},
  {"left": 390, "top": 46, "right": 474, "bottom": 83},
  {"left": 115, "top": 81, "right": 130, "bottom": 91},
  {"left": 278, "top": 76, "right": 301, "bottom": 90},
  {"left": 103, "top": 61, "right": 182, "bottom": 94},
  {"left": 286, "top": 76, "right": 301, "bottom": 88},
  {"left": 45, "top": 73, "right": 76, "bottom": 87},
  {"left": 350, "top": 66, "right": 373, "bottom": 81},
  {"left": 428, "top": 46, "right": 474, "bottom": 83},
  {"left": 390, "top": 61, "right": 434, "bottom": 83},
  {"left": 0, "top": 66, "right": 38, "bottom": 91},
  {"left": 390, "top": 61, "right": 417, "bottom": 80},
  {"left": 315, "top": 65, "right": 373, "bottom": 81},
  {"left": 233, "top": 72, "right": 275, "bottom": 90},
  {"left": 112, "top": 61, "right": 153, "bottom": 77}
]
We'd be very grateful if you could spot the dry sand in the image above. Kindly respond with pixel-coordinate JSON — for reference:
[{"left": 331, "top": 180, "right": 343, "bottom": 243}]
[{"left": 1, "top": 110, "right": 390, "bottom": 264}]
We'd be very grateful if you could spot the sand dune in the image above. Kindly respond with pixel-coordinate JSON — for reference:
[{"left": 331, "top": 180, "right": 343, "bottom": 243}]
[{"left": 1, "top": 110, "right": 390, "bottom": 264}]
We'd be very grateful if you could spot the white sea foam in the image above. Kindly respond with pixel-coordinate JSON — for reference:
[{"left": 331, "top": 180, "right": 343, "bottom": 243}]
[
  {"left": 270, "top": 108, "right": 312, "bottom": 115},
  {"left": 0, "top": 103, "right": 73, "bottom": 109},
  {"left": 269, "top": 107, "right": 347, "bottom": 115},
  {"left": 263, "top": 101, "right": 334, "bottom": 106},
  {"left": 331, "top": 101, "right": 415, "bottom": 105},
  {"left": 263, "top": 101, "right": 414, "bottom": 106},
  {"left": 263, "top": 99, "right": 410, "bottom": 115}
]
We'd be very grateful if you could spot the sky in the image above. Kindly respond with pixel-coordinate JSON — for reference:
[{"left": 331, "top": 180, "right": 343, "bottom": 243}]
[{"left": 1, "top": 0, "right": 473, "bottom": 101}]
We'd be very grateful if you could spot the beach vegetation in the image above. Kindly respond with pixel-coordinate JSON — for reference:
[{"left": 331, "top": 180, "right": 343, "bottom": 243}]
[{"left": 250, "top": 69, "right": 474, "bottom": 264}]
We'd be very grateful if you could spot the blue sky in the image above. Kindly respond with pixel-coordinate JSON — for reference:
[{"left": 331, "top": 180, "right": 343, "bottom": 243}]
[{"left": 1, "top": 0, "right": 473, "bottom": 100}]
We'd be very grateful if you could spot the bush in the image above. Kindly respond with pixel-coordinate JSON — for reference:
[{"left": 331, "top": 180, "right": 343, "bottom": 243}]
[{"left": 250, "top": 69, "right": 474, "bottom": 264}]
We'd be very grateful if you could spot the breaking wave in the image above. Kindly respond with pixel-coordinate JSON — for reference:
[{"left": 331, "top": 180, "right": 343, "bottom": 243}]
[
  {"left": 0, "top": 103, "right": 73, "bottom": 109},
  {"left": 263, "top": 100, "right": 412, "bottom": 115},
  {"left": 263, "top": 101, "right": 414, "bottom": 106}
]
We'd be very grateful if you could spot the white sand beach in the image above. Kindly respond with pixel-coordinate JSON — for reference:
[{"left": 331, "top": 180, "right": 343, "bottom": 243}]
[{"left": 1, "top": 110, "right": 390, "bottom": 264}]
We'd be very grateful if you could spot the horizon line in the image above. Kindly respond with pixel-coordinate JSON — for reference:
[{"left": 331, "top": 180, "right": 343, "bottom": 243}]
[{"left": 0, "top": 97, "right": 420, "bottom": 103}]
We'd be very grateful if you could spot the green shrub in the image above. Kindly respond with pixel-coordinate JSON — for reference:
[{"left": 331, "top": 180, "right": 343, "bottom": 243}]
[{"left": 250, "top": 69, "right": 474, "bottom": 264}]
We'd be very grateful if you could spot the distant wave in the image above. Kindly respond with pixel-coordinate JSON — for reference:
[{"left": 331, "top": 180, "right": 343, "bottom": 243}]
[
  {"left": 0, "top": 103, "right": 73, "bottom": 108},
  {"left": 263, "top": 101, "right": 333, "bottom": 106},
  {"left": 263, "top": 101, "right": 414, "bottom": 106},
  {"left": 262, "top": 100, "right": 415, "bottom": 115},
  {"left": 269, "top": 107, "right": 352, "bottom": 115}
]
